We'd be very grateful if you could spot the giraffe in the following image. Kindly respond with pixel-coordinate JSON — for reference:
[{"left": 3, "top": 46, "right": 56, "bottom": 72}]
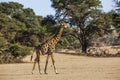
[{"left": 31, "top": 22, "right": 68, "bottom": 74}]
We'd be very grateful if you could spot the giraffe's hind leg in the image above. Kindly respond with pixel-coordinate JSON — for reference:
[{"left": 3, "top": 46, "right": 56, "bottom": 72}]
[
  {"left": 44, "top": 54, "right": 50, "bottom": 74},
  {"left": 31, "top": 59, "right": 36, "bottom": 74},
  {"left": 37, "top": 57, "right": 42, "bottom": 74}
]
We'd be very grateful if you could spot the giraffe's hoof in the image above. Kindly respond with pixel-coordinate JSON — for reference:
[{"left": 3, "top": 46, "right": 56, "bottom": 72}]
[
  {"left": 31, "top": 72, "right": 34, "bottom": 74},
  {"left": 44, "top": 72, "right": 48, "bottom": 75},
  {"left": 56, "top": 72, "right": 59, "bottom": 74},
  {"left": 55, "top": 70, "right": 59, "bottom": 74},
  {"left": 39, "top": 72, "right": 42, "bottom": 75}
]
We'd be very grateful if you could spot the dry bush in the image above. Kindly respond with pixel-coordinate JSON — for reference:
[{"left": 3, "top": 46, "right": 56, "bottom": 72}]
[
  {"left": 0, "top": 51, "right": 22, "bottom": 64},
  {"left": 87, "top": 46, "right": 120, "bottom": 57}
]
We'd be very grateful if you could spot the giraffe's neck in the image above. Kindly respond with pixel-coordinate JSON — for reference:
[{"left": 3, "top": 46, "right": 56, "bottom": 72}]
[
  {"left": 44, "top": 25, "right": 64, "bottom": 46},
  {"left": 53, "top": 26, "right": 64, "bottom": 44}
]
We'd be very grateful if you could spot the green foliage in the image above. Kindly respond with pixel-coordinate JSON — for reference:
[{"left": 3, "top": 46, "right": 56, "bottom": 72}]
[
  {"left": 0, "top": 36, "right": 7, "bottom": 50},
  {"left": 0, "top": 2, "right": 23, "bottom": 16},
  {"left": 9, "top": 43, "right": 23, "bottom": 57},
  {"left": 112, "top": 0, "right": 120, "bottom": 32},
  {"left": 9, "top": 43, "right": 31, "bottom": 58},
  {"left": 113, "top": 13, "right": 120, "bottom": 27},
  {"left": 0, "top": 2, "right": 44, "bottom": 62},
  {"left": 59, "top": 38, "right": 70, "bottom": 48},
  {"left": 41, "top": 15, "right": 57, "bottom": 36}
]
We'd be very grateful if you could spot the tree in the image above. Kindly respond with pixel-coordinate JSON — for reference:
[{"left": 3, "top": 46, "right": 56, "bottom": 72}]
[
  {"left": 12, "top": 5, "right": 44, "bottom": 46},
  {"left": 0, "top": 2, "right": 44, "bottom": 61},
  {"left": 112, "top": 0, "right": 120, "bottom": 45},
  {"left": 41, "top": 15, "right": 57, "bottom": 35},
  {"left": 0, "top": 13, "right": 26, "bottom": 43},
  {"left": 113, "top": 0, "right": 120, "bottom": 31},
  {"left": 0, "top": 2, "right": 23, "bottom": 17},
  {"left": 51, "top": 0, "right": 113, "bottom": 53}
]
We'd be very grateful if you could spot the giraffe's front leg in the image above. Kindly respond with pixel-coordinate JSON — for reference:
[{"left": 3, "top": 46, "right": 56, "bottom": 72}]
[
  {"left": 36, "top": 55, "right": 42, "bottom": 75},
  {"left": 51, "top": 54, "right": 59, "bottom": 74},
  {"left": 44, "top": 54, "right": 50, "bottom": 74},
  {"left": 37, "top": 61, "right": 42, "bottom": 74}
]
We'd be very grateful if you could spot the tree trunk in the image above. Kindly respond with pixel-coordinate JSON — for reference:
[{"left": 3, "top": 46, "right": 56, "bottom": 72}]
[
  {"left": 78, "top": 31, "right": 88, "bottom": 54},
  {"left": 81, "top": 41, "right": 88, "bottom": 54}
]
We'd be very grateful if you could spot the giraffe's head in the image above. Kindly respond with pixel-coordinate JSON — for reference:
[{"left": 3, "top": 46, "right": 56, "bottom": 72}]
[{"left": 61, "top": 22, "right": 68, "bottom": 28}]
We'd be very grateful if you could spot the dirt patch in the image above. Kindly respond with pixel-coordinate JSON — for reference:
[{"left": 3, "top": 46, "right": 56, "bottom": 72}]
[{"left": 0, "top": 53, "right": 120, "bottom": 80}]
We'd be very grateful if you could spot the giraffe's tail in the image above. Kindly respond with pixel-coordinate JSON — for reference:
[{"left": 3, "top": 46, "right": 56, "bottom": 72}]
[
  {"left": 30, "top": 55, "right": 33, "bottom": 61},
  {"left": 30, "top": 48, "right": 35, "bottom": 61}
]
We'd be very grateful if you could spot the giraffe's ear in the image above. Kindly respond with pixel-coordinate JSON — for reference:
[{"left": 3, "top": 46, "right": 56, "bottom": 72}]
[
  {"left": 60, "top": 21, "right": 68, "bottom": 28},
  {"left": 63, "top": 22, "right": 68, "bottom": 28}
]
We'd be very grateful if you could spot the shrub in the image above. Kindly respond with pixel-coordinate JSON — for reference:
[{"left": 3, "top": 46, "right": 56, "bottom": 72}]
[
  {"left": 9, "top": 43, "right": 31, "bottom": 58},
  {"left": 0, "top": 36, "right": 8, "bottom": 49}
]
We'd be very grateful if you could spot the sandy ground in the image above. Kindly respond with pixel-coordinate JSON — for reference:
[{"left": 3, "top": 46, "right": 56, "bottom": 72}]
[{"left": 0, "top": 53, "right": 120, "bottom": 80}]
